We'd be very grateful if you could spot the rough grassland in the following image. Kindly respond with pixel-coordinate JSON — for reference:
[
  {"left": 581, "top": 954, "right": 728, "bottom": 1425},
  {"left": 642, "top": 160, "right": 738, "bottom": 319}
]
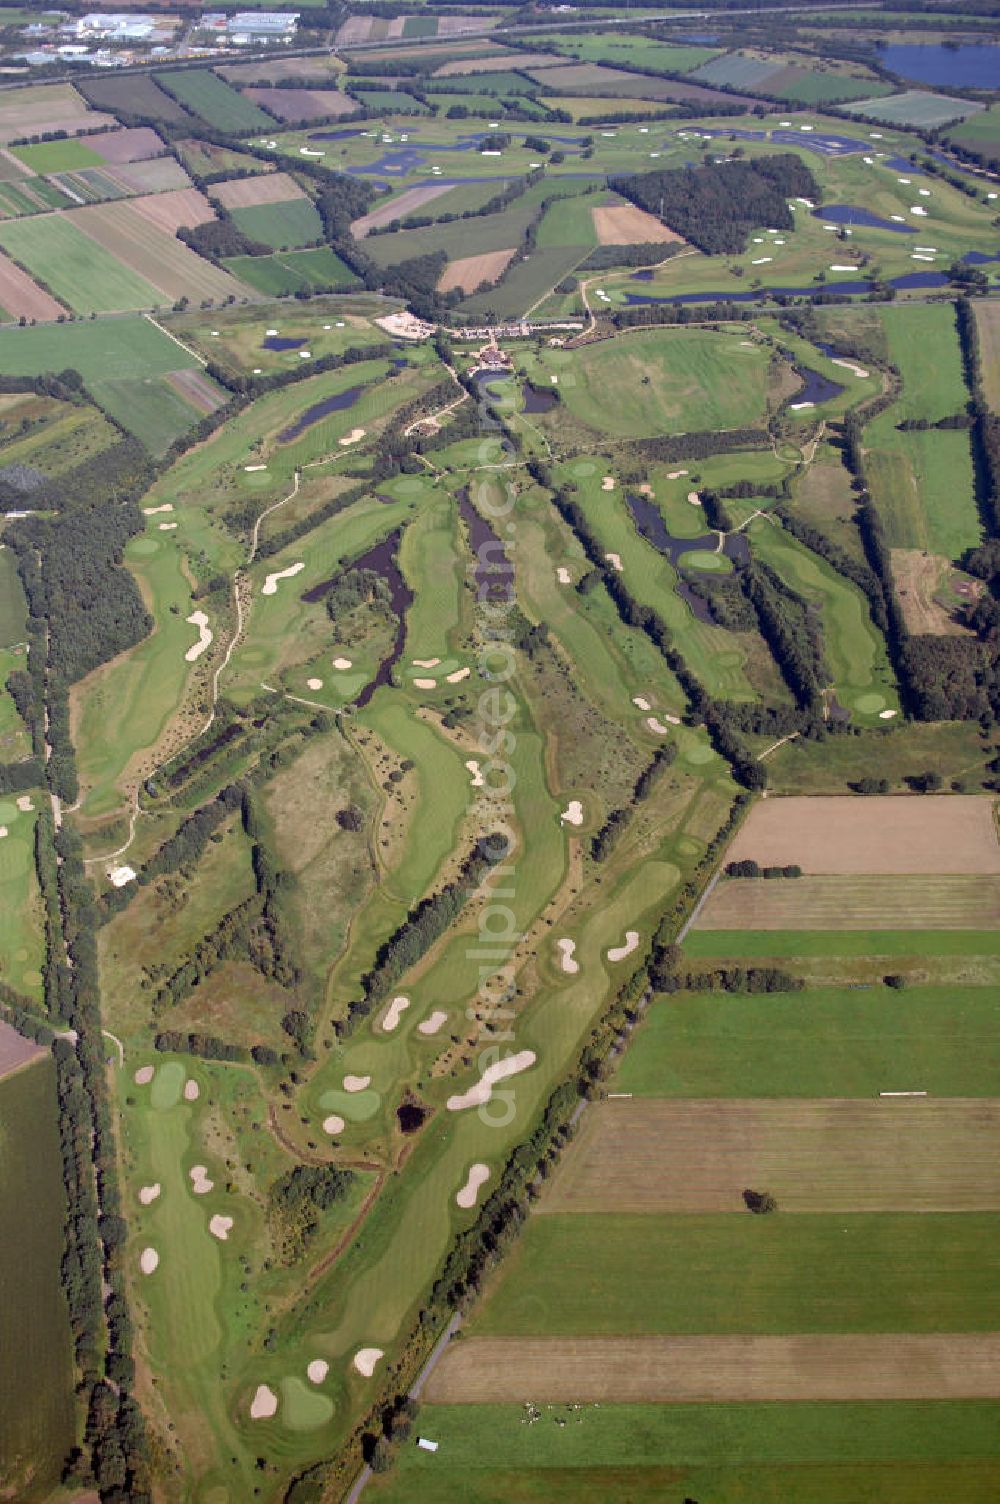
[
  {"left": 426, "top": 1334, "right": 1000, "bottom": 1403},
  {"left": 471, "top": 1212, "right": 1000, "bottom": 1336},
  {"left": 695, "top": 874, "right": 1000, "bottom": 929},
  {"left": 613, "top": 988, "right": 1000, "bottom": 1098},
  {"left": 0, "top": 1059, "right": 76, "bottom": 1502},
  {"left": 724, "top": 795, "right": 1000, "bottom": 874},
  {"left": 538, "top": 1098, "right": 1000, "bottom": 1213}
]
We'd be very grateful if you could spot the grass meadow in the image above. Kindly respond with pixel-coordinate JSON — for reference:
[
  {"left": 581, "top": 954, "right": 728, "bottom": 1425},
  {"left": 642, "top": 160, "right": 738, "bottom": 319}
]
[
  {"left": 0, "top": 314, "right": 199, "bottom": 381},
  {"left": 0, "top": 214, "right": 161, "bottom": 314},
  {"left": 230, "top": 198, "right": 324, "bottom": 250}
]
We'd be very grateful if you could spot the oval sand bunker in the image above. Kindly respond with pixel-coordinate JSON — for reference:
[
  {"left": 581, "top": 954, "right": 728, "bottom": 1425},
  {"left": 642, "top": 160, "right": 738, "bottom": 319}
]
[
  {"left": 189, "top": 1165, "right": 214, "bottom": 1195},
  {"left": 456, "top": 1163, "right": 490, "bottom": 1209},
  {"left": 447, "top": 1050, "right": 536, "bottom": 1111},
  {"left": 418, "top": 1010, "right": 448, "bottom": 1036},
  {"left": 140, "top": 1247, "right": 159, "bottom": 1275},
  {"left": 250, "top": 1384, "right": 278, "bottom": 1420},
  {"left": 307, "top": 1359, "right": 329, "bottom": 1384},
  {"left": 139, "top": 1183, "right": 161, "bottom": 1205},
  {"left": 353, "top": 1348, "right": 384, "bottom": 1378},
  {"left": 209, "top": 1214, "right": 233, "bottom": 1241},
  {"left": 134, "top": 1065, "right": 154, "bottom": 1085},
  {"left": 183, "top": 1079, "right": 199, "bottom": 1102},
  {"left": 323, "top": 1113, "right": 345, "bottom": 1134},
  {"left": 343, "top": 1074, "right": 371, "bottom": 1093},
  {"left": 560, "top": 800, "right": 583, "bottom": 827}
]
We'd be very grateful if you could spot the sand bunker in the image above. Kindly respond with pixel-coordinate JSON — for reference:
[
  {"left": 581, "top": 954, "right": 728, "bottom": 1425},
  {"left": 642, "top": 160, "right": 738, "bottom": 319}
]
[
  {"left": 414, "top": 677, "right": 437, "bottom": 689},
  {"left": 879, "top": 708, "right": 898, "bottom": 719},
  {"left": 262, "top": 562, "right": 304, "bottom": 595},
  {"left": 159, "top": 522, "right": 178, "bottom": 531},
  {"left": 339, "top": 428, "right": 365, "bottom": 445},
  {"left": 344, "top": 1074, "right": 372, "bottom": 1093},
  {"left": 354, "top": 1348, "right": 384, "bottom": 1378},
  {"left": 667, "top": 470, "right": 689, "bottom": 480},
  {"left": 633, "top": 696, "right": 651, "bottom": 711},
  {"left": 413, "top": 657, "right": 441, "bottom": 668},
  {"left": 561, "top": 800, "right": 584, "bottom": 826},
  {"left": 605, "top": 552, "right": 623, "bottom": 572},
  {"left": 244, "top": 464, "right": 267, "bottom": 473},
  {"left": 184, "top": 610, "right": 213, "bottom": 663},
  {"left": 419, "top": 1010, "right": 448, "bottom": 1036},
  {"left": 139, "top": 1184, "right": 161, "bottom": 1205},
  {"left": 189, "top": 1165, "right": 214, "bottom": 1195},
  {"left": 832, "top": 357, "right": 869, "bottom": 379},
  {"left": 250, "top": 1385, "right": 278, "bottom": 1420},
  {"left": 307, "top": 1359, "right": 329, "bottom": 1385},
  {"left": 646, "top": 716, "right": 670, "bottom": 735},
  {"left": 601, "top": 476, "right": 616, "bottom": 491},
  {"left": 134, "top": 1065, "right": 154, "bottom": 1085},
  {"left": 557, "top": 567, "right": 572, "bottom": 584},
  {"left": 557, "top": 938, "right": 579, "bottom": 975},
  {"left": 0, "top": 827, "right": 7, "bottom": 838},
  {"left": 456, "top": 1163, "right": 490, "bottom": 1209},
  {"left": 687, "top": 491, "right": 702, "bottom": 506},
  {"left": 638, "top": 482, "right": 654, "bottom": 495},
  {"left": 323, "top": 1113, "right": 345, "bottom": 1134},
  {"left": 447, "top": 1050, "right": 536, "bottom": 1111},
  {"left": 140, "top": 1247, "right": 159, "bottom": 1275},
  {"left": 209, "top": 1214, "right": 233, "bottom": 1241},
  {"left": 382, "top": 995, "right": 410, "bottom": 1032},
  {"left": 143, "top": 503, "right": 173, "bottom": 515},
  {"left": 306, "top": 677, "right": 323, "bottom": 690},
  {"left": 332, "top": 656, "right": 353, "bottom": 669},
  {"left": 607, "top": 930, "right": 640, "bottom": 962},
  {"left": 16, "top": 795, "right": 33, "bottom": 811},
  {"left": 465, "top": 759, "right": 484, "bottom": 788},
  {"left": 183, "top": 1078, "right": 199, "bottom": 1102},
  {"left": 447, "top": 666, "right": 471, "bottom": 683}
]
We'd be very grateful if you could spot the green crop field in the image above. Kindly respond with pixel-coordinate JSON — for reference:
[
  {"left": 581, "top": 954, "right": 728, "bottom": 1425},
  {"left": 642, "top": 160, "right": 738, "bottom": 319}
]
[
  {"left": 840, "top": 89, "right": 985, "bottom": 127},
  {"left": 0, "top": 215, "right": 161, "bottom": 314},
  {"left": 89, "top": 374, "right": 207, "bottom": 456},
  {"left": 230, "top": 198, "right": 324, "bottom": 250},
  {"left": 0, "top": 546, "right": 25, "bottom": 647},
  {"left": 10, "top": 138, "right": 104, "bottom": 173},
  {"left": 685, "top": 928, "right": 1000, "bottom": 958},
  {"left": 223, "top": 246, "right": 359, "bottom": 294},
  {"left": 155, "top": 70, "right": 275, "bottom": 132},
  {"left": 0, "top": 314, "right": 198, "bottom": 380},
  {"left": 0, "top": 1059, "right": 76, "bottom": 1502}
]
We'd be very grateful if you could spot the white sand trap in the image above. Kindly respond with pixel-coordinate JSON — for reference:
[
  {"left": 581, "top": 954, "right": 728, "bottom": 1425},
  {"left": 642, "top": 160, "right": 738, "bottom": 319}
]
[
  {"left": 344, "top": 1074, "right": 371, "bottom": 1093},
  {"left": 419, "top": 1010, "right": 448, "bottom": 1036},
  {"left": 250, "top": 1385, "right": 278, "bottom": 1420},
  {"left": 332, "top": 656, "right": 353, "bottom": 670},
  {"left": 633, "top": 696, "right": 651, "bottom": 711},
  {"left": 209, "top": 1214, "right": 233, "bottom": 1241},
  {"left": 607, "top": 930, "right": 640, "bottom": 963},
  {"left": 323, "top": 1113, "right": 345, "bottom": 1134},
  {"left": 447, "top": 1050, "right": 536, "bottom": 1112},
  {"left": 183, "top": 1078, "right": 199, "bottom": 1102},
  {"left": 299, "top": 351, "right": 311, "bottom": 359},
  {"left": 306, "top": 677, "right": 323, "bottom": 690},
  {"left": 244, "top": 464, "right": 267, "bottom": 473},
  {"left": 159, "top": 522, "right": 178, "bottom": 531},
  {"left": 557, "top": 567, "right": 572, "bottom": 584},
  {"left": 307, "top": 1360, "right": 329, "bottom": 1385},
  {"left": 605, "top": 552, "right": 623, "bottom": 572},
  {"left": 184, "top": 611, "right": 213, "bottom": 663},
  {"left": 354, "top": 1348, "right": 384, "bottom": 1378},
  {"left": 262, "top": 561, "right": 304, "bottom": 596},
  {"left": 646, "top": 716, "right": 670, "bottom": 735},
  {"left": 891, "top": 215, "right": 905, "bottom": 222},
  {"left": 911, "top": 206, "right": 927, "bottom": 216},
  {"left": 919, "top": 187, "right": 930, "bottom": 196},
  {"left": 557, "top": 938, "right": 579, "bottom": 975},
  {"left": 879, "top": 708, "right": 898, "bottom": 719},
  {"left": 139, "top": 1183, "right": 160, "bottom": 1205},
  {"left": 687, "top": 491, "right": 702, "bottom": 506},
  {"left": 413, "top": 657, "right": 441, "bottom": 668},
  {"left": 601, "top": 475, "right": 615, "bottom": 491},
  {"left": 134, "top": 1065, "right": 154, "bottom": 1085},
  {"left": 414, "top": 677, "right": 437, "bottom": 689},
  {"left": 382, "top": 995, "right": 410, "bottom": 1032},
  {"left": 789, "top": 401, "right": 814, "bottom": 411},
  {"left": 561, "top": 800, "right": 584, "bottom": 827},
  {"left": 339, "top": 428, "right": 365, "bottom": 445},
  {"left": 0, "top": 827, "right": 7, "bottom": 838},
  {"left": 638, "top": 482, "right": 654, "bottom": 495},
  {"left": 465, "top": 759, "right": 484, "bottom": 788},
  {"left": 266, "top": 328, "right": 278, "bottom": 337},
  {"left": 456, "top": 1163, "right": 490, "bottom": 1209},
  {"left": 143, "top": 503, "right": 173, "bottom": 515},
  {"left": 446, "top": 666, "right": 471, "bottom": 683},
  {"left": 832, "top": 358, "right": 869, "bottom": 378},
  {"left": 830, "top": 264, "right": 857, "bottom": 272},
  {"left": 15, "top": 794, "right": 34, "bottom": 812},
  {"left": 664, "top": 713, "right": 681, "bottom": 725},
  {"left": 140, "top": 1247, "right": 159, "bottom": 1275},
  {"left": 189, "top": 1165, "right": 214, "bottom": 1195},
  {"left": 750, "top": 257, "right": 772, "bottom": 265},
  {"left": 912, "top": 254, "right": 935, "bottom": 262},
  {"left": 667, "top": 470, "right": 689, "bottom": 480}
]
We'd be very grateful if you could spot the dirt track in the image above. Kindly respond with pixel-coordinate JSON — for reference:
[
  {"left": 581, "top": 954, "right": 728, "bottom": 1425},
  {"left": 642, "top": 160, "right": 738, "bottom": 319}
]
[{"left": 425, "top": 1333, "right": 1000, "bottom": 1403}]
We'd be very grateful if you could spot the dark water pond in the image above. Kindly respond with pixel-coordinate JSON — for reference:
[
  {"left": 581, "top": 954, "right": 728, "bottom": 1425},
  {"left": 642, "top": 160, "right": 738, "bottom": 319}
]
[
  {"left": 878, "top": 43, "right": 1000, "bottom": 90},
  {"left": 812, "top": 204, "right": 915, "bottom": 233},
  {"left": 632, "top": 269, "right": 655, "bottom": 281},
  {"left": 301, "top": 531, "right": 412, "bottom": 710},
  {"left": 699, "top": 126, "right": 870, "bottom": 158},
  {"left": 792, "top": 365, "right": 846, "bottom": 406},
  {"left": 522, "top": 382, "right": 557, "bottom": 414},
  {"left": 963, "top": 250, "right": 1000, "bottom": 266},
  {"left": 459, "top": 488, "right": 511, "bottom": 605},
  {"left": 626, "top": 492, "right": 750, "bottom": 567},
  {"left": 262, "top": 336, "right": 305, "bottom": 351},
  {"left": 624, "top": 278, "right": 876, "bottom": 305},
  {"left": 884, "top": 155, "right": 926, "bottom": 174},
  {"left": 277, "top": 385, "right": 363, "bottom": 442}
]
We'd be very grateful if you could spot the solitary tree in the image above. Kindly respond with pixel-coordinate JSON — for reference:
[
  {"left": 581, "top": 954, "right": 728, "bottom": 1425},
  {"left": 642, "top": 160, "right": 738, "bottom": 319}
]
[{"left": 743, "top": 1188, "right": 778, "bottom": 1214}]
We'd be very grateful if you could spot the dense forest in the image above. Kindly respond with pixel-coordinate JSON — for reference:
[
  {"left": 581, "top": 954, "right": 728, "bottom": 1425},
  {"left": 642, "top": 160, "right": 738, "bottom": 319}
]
[{"left": 615, "top": 155, "right": 820, "bottom": 254}]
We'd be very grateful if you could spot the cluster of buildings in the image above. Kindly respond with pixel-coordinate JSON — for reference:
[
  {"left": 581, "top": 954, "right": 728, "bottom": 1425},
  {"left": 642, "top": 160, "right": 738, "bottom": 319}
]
[
  {"left": 198, "top": 12, "right": 300, "bottom": 47},
  {"left": 12, "top": 8, "right": 299, "bottom": 68}
]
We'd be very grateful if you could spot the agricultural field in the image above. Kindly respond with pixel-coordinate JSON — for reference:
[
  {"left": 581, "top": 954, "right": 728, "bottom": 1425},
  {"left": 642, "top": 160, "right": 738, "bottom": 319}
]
[
  {"left": 78, "top": 70, "right": 192, "bottom": 124},
  {"left": 154, "top": 70, "right": 276, "bottom": 132},
  {"left": 229, "top": 197, "right": 324, "bottom": 250}
]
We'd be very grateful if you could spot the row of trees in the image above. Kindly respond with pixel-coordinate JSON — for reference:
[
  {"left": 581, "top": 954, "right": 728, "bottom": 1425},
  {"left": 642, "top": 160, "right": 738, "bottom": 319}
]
[{"left": 591, "top": 743, "right": 679, "bottom": 861}]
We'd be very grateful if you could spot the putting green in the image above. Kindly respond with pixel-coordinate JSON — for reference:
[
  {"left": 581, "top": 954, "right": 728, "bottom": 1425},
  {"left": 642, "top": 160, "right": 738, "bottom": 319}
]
[
  {"left": 683, "top": 743, "right": 716, "bottom": 765},
  {"left": 279, "top": 1375, "right": 335, "bottom": 1432},
  {"left": 853, "top": 691, "right": 887, "bottom": 713},
  {"left": 319, "top": 1088, "right": 381, "bottom": 1122},
  {"left": 571, "top": 460, "right": 596, "bottom": 478},
  {"left": 131, "top": 537, "right": 160, "bottom": 556},
  {"left": 151, "top": 1061, "right": 186, "bottom": 1111},
  {"left": 391, "top": 475, "right": 426, "bottom": 496},
  {"left": 0, "top": 800, "right": 18, "bottom": 821},
  {"left": 678, "top": 549, "right": 731, "bottom": 572}
]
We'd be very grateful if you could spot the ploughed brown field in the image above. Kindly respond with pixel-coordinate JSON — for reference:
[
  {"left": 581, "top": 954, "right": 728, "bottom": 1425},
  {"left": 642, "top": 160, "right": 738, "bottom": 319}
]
[
  {"left": 424, "top": 1333, "right": 1000, "bottom": 1404},
  {"left": 725, "top": 794, "right": 1000, "bottom": 875},
  {"left": 0, "top": 1019, "right": 45, "bottom": 1081},
  {"left": 165, "top": 369, "right": 226, "bottom": 414},
  {"left": 538, "top": 1098, "right": 1000, "bottom": 1214},
  {"left": 242, "top": 88, "right": 357, "bottom": 124},
  {"left": 696, "top": 873, "right": 1000, "bottom": 930},
  {"left": 211, "top": 171, "right": 307, "bottom": 210},
  {"left": 78, "top": 126, "right": 164, "bottom": 164},
  {"left": 437, "top": 247, "right": 517, "bottom": 294},
  {"left": 0, "top": 250, "right": 64, "bottom": 321},
  {"left": 351, "top": 183, "right": 453, "bottom": 238},
  {"left": 592, "top": 204, "right": 685, "bottom": 245},
  {"left": 108, "top": 158, "right": 193, "bottom": 196}
]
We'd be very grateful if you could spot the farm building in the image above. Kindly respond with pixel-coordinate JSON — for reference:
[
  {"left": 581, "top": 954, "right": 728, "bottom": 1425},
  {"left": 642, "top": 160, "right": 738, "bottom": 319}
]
[{"left": 226, "top": 11, "right": 299, "bottom": 44}]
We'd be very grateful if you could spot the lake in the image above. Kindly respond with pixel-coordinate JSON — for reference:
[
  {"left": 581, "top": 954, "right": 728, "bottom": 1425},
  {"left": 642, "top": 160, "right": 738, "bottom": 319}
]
[{"left": 878, "top": 43, "right": 1000, "bottom": 90}]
